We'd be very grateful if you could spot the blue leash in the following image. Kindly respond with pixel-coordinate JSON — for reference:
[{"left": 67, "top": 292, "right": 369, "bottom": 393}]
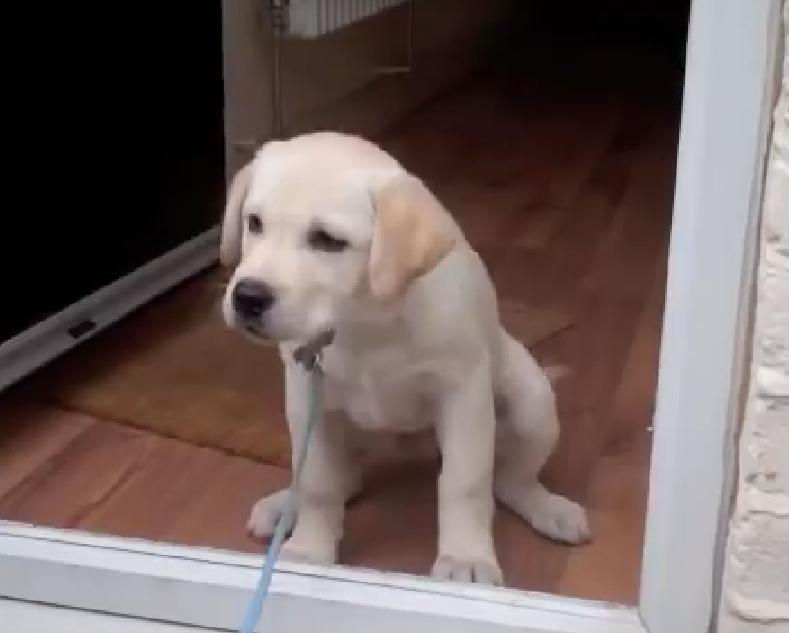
[{"left": 238, "top": 354, "right": 324, "bottom": 633}]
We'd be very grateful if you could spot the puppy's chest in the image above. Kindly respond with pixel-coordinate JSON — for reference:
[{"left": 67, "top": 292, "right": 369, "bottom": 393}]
[{"left": 323, "top": 349, "right": 442, "bottom": 432}]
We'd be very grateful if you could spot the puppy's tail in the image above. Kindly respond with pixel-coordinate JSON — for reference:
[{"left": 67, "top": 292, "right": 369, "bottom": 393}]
[{"left": 543, "top": 364, "right": 572, "bottom": 384}]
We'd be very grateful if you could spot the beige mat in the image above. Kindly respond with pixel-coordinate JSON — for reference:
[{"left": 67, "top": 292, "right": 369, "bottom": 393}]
[{"left": 29, "top": 269, "right": 572, "bottom": 468}]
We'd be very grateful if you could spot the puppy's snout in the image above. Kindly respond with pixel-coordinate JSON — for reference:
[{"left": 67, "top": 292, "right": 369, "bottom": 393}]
[{"left": 232, "top": 279, "right": 275, "bottom": 319}]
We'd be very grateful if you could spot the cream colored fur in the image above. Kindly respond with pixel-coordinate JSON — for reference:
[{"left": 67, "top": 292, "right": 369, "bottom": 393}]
[{"left": 221, "top": 131, "right": 590, "bottom": 585}]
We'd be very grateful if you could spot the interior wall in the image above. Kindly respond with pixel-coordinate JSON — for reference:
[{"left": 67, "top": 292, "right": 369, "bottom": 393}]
[
  {"left": 718, "top": 4, "right": 789, "bottom": 631},
  {"left": 221, "top": 0, "right": 515, "bottom": 176}
]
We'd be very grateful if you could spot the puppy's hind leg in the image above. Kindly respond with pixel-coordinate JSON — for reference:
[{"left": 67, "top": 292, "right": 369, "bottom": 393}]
[{"left": 493, "top": 331, "right": 591, "bottom": 544}]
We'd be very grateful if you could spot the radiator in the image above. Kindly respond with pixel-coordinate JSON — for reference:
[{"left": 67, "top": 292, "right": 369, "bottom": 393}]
[{"left": 285, "top": 0, "right": 408, "bottom": 38}]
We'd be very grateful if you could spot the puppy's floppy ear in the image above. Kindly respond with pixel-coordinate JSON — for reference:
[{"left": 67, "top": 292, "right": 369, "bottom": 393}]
[
  {"left": 220, "top": 163, "right": 253, "bottom": 267},
  {"left": 369, "top": 171, "right": 457, "bottom": 300}
]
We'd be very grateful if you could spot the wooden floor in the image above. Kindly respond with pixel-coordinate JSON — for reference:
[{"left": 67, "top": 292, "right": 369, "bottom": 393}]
[{"left": 0, "top": 32, "right": 680, "bottom": 605}]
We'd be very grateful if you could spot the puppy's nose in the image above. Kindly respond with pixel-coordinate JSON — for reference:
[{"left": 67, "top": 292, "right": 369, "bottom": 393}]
[{"left": 232, "top": 279, "right": 275, "bottom": 319}]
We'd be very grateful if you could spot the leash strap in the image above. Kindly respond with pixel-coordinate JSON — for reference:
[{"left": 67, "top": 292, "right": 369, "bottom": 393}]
[{"left": 238, "top": 358, "right": 323, "bottom": 633}]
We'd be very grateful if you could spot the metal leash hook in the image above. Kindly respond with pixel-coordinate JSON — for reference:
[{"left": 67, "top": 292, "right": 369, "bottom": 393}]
[
  {"left": 237, "top": 330, "right": 334, "bottom": 633},
  {"left": 292, "top": 329, "right": 335, "bottom": 371}
]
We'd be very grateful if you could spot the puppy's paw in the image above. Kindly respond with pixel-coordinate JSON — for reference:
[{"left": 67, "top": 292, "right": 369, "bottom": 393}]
[
  {"left": 496, "top": 481, "right": 591, "bottom": 545},
  {"left": 527, "top": 493, "right": 591, "bottom": 545},
  {"left": 247, "top": 489, "right": 292, "bottom": 539},
  {"left": 431, "top": 555, "right": 504, "bottom": 586},
  {"left": 280, "top": 534, "right": 337, "bottom": 566}
]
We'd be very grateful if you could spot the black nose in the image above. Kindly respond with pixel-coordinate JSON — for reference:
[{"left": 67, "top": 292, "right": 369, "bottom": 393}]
[{"left": 232, "top": 279, "right": 275, "bottom": 319}]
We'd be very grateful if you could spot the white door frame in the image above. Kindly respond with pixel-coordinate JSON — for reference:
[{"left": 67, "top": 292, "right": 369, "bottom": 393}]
[{"left": 0, "top": 0, "right": 783, "bottom": 631}]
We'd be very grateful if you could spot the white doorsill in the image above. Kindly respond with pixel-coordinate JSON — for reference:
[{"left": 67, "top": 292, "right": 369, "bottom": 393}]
[
  {"left": 1, "top": 599, "right": 220, "bottom": 633},
  {"left": 1, "top": 599, "right": 643, "bottom": 633},
  {"left": 0, "top": 522, "right": 644, "bottom": 633}
]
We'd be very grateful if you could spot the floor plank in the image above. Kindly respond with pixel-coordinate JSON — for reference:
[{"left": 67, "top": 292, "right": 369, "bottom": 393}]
[
  {"left": 0, "top": 421, "right": 151, "bottom": 528},
  {"left": 0, "top": 400, "right": 94, "bottom": 499},
  {"left": 81, "top": 436, "right": 290, "bottom": 551},
  {"left": 557, "top": 438, "right": 653, "bottom": 603}
]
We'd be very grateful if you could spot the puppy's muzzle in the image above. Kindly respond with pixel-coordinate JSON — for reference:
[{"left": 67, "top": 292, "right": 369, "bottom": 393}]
[{"left": 232, "top": 279, "right": 275, "bottom": 322}]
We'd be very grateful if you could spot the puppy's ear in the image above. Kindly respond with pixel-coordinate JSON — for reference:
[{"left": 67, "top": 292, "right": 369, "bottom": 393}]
[
  {"left": 369, "top": 172, "right": 456, "bottom": 300},
  {"left": 220, "top": 163, "right": 253, "bottom": 267}
]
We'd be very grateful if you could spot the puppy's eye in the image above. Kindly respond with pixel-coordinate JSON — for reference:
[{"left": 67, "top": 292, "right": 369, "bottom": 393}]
[
  {"left": 308, "top": 228, "right": 349, "bottom": 252},
  {"left": 247, "top": 214, "right": 263, "bottom": 234}
]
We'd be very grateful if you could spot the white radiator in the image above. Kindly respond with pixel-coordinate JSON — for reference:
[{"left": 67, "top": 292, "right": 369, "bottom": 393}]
[{"left": 286, "top": 0, "right": 407, "bottom": 38}]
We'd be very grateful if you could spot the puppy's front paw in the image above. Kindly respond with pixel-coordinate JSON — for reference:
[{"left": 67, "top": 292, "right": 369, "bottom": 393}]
[
  {"left": 247, "top": 489, "right": 292, "bottom": 539},
  {"left": 279, "top": 533, "right": 338, "bottom": 566},
  {"left": 431, "top": 554, "right": 504, "bottom": 586}
]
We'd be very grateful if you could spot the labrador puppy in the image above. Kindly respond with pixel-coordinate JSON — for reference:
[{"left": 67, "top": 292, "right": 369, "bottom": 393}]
[{"left": 220, "top": 132, "right": 590, "bottom": 584}]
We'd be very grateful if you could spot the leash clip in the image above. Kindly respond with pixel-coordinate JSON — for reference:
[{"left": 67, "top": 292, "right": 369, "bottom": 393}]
[
  {"left": 298, "top": 349, "right": 323, "bottom": 373},
  {"left": 293, "top": 330, "right": 335, "bottom": 372}
]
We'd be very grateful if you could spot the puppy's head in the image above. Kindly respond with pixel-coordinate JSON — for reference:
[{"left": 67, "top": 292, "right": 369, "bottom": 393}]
[{"left": 220, "top": 133, "right": 456, "bottom": 343}]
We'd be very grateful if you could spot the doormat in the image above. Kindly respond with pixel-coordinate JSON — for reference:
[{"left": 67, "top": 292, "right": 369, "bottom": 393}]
[{"left": 27, "top": 269, "right": 572, "bottom": 468}]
